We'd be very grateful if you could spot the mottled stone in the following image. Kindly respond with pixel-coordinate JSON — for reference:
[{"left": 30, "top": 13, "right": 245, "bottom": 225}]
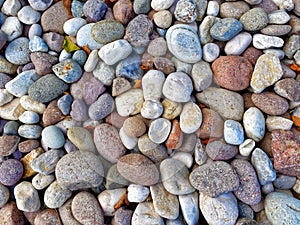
[
  {"left": 59, "top": 199, "right": 82, "bottom": 225},
  {"left": 115, "top": 89, "right": 144, "bottom": 117},
  {"left": 0, "top": 135, "right": 19, "bottom": 156},
  {"left": 210, "top": 18, "right": 243, "bottom": 41},
  {"left": 239, "top": 8, "right": 269, "bottom": 32},
  {"left": 243, "top": 107, "right": 266, "bottom": 142},
  {"left": 5, "top": 37, "right": 30, "bottom": 65},
  {"left": 0, "top": 159, "right": 23, "bottom": 186},
  {"left": 132, "top": 202, "right": 164, "bottom": 225},
  {"left": 0, "top": 202, "right": 25, "bottom": 225},
  {"left": 113, "top": 0, "right": 135, "bottom": 25},
  {"left": 34, "top": 209, "right": 62, "bottom": 225},
  {"left": 83, "top": 0, "right": 108, "bottom": 22},
  {"left": 274, "top": 78, "right": 300, "bottom": 102},
  {"left": 97, "top": 188, "right": 126, "bottom": 216},
  {"left": 206, "top": 139, "right": 238, "bottom": 161},
  {"left": 44, "top": 180, "right": 72, "bottom": 208}
]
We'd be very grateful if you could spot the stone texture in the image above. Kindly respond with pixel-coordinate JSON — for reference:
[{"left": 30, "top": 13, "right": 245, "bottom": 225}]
[
  {"left": 274, "top": 78, "right": 300, "bottom": 102},
  {"left": 206, "top": 139, "right": 238, "bottom": 160},
  {"left": 0, "top": 201, "right": 25, "bottom": 225}
]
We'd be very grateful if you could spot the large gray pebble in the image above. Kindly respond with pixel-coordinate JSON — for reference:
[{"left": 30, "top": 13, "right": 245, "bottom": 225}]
[
  {"left": 55, "top": 150, "right": 104, "bottom": 191},
  {"left": 88, "top": 93, "right": 114, "bottom": 120},
  {"left": 200, "top": 192, "right": 239, "bottom": 225},
  {"left": 160, "top": 158, "right": 195, "bottom": 195},
  {"left": 41, "top": 125, "right": 65, "bottom": 149},
  {"left": 178, "top": 192, "right": 199, "bottom": 225},
  {"left": 1, "top": 16, "right": 23, "bottom": 42},
  {"left": 166, "top": 24, "right": 202, "bottom": 63},
  {"left": 265, "top": 192, "right": 300, "bottom": 225},
  {"left": 132, "top": 202, "right": 164, "bottom": 225},
  {"left": 191, "top": 60, "right": 213, "bottom": 91},
  {"left": 44, "top": 180, "right": 72, "bottom": 208},
  {"left": 5, "top": 37, "right": 30, "bottom": 65}
]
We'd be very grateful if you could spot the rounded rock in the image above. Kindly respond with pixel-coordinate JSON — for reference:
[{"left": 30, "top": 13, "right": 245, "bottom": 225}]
[
  {"left": 180, "top": 102, "right": 202, "bottom": 134},
  {"left": 206, "top": 139, "right": 238, "bottom": 161},
  {"left": 19, "top": 111, "right": 40, "bottom": 124},
  {"left": 122, "top": 116, "right": 146, "bottom": 138},
  {"left": 88, "top": 93, "right": 114, "bottom": 120},
  {"left": 63, "top": 17, "right": 87, "bottom": 36},
  {"left": 174, "top": 0, "right": 197, "bottom": 23},
  {"left": 34, "top": 209, "right": 62, "bottom": 225},
  {"left": 151, "top": 0, "right": 175, "bottom": 11},
  {"left": 18, "top": 124, "right": 42, "bottom": 139},
  {"left": 28, "top": 0, "right": 53, "bottom": 11},
  {"left": 243, "top": 107, "right": 265, "bottom": 142},
  {"left": 59, "top": 199, "right": 82, "bottom": 225},
  {"left": 224, "top": 120, "right": 244, "bottom": 145},
  {"left": 44, "top": 180, "right": 72, "bottom": 208},
  {"left": 5, "top": 37, "right": 30, "bottom": 65},
  {"left": 153, "top": 10, "right": 173, "bottom": 29},
  {"left": 141, "top": 100, "right": 163, "bottom": 119},
  {"left": 202, "top": 43, "right": 220, "bottom": 63},
  {"left": 0, "top": 159, "right": 23, "bottom": 186},
  {"left": 32, "top": 173, "right": 55, "bottom": 190},
  {"left": 117, "top": 153, "right": 159, "bottom": 186},
  {"left": 1, "top": 16, "right": 23, "bottom": 42},
  {"left": 239, "top": 7, "right": 269, "bottom": 32},
  {"left": 0, "top": 202, "right": 25, "bottom": 225},
  {"left": 210, "top": 18, "right": 243, "bottom": 41},
  {"left": 76, "top": 23, "right": 103, "bottom": 50},
  {"left": 148, "top": 118, "right": 171, "bottom": 144},
  {"left": 127, "top": 184, "right": 150, "bottom": 203},
  {"left": 224, "top": 32, "right": 252, "bottom": 55},
  {"left": 0, "top": 183, "right": 9, "bottom": 208},
  {"left": 115, "top": 89, "right": 144, "bottom": 117},
  {"left": 41, "top": 125, "right": 65, "bottom": 149},
  {"left": 17, "top": 6, "right": 41, "bottom": 25},
  {"left": 82, "top": 0, "right": 108, "bottom": 22}
]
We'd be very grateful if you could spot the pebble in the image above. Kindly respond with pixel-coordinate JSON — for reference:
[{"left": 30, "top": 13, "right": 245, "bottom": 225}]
[
  {"left": 17, "top": 6, "right": 41, "bottom": 25},
  {"left": 1, "top": 0, "right": 21, "bottom": 16},
  {"left": 117, "top": 153, "right": 159, "bottom": 186},
  {"left": 243, "top": 107, "right": 265, "bottom": 142},
  {"left": 63, "top": 18, "right": 86, "bottom": 36},
  {"left": 0, "top": 202, "right": 25, "bottom": 225},
  {"left": 1, "top": 16, "right": 22, "bottom": 42},
  {"left": 239, "top": 7, "right": 269, "bottom": 32},
  {"left": 41, "top": 125, "right": 65, "bottom": 149},
  {"left": 97, "top": 188, "right": 126, "bottom": 216},
  {"left": 141, "top": 100, "right": 163, "bottom": 119},
  {"left": 265, "top": 192, "right": 300, "bottom": 225},
  {"left": 111, "top": 77, "right": 130, "bottom": 97},
  {"left": 18, "top": 111, "right": 39, "bottom": 124},
  {"left": 212, "top": 56, "right": 253, "bottom": 91},
  {"left": 84, "top": 49, "right": 99, "bottom": 72},
  {"left": 250, "top": 54, "right": 283, "bottom": 93},
  {"left": 76, "top": 23, "right": 103, "bottom": 50},
  {"left": 113, "top": 0, "right": 135, "bottom": 25},
  {"left": 99, "top": 39, "right": 132, "bottom": 66},
  {"left": 30, "top": 52, "right": 58, "bottom": 75},
  {"left": 32, "top": 173, "right": 55, "bottom": 190},
  {"left": 239, "top": 139, "right": 256, "bottom": 157},
  {"left": 162, "top": 72, "right": 193, "bottom": 103},
  {"left": 196, "top": 87, "right": 244, "bottom": 121},
  {"left": 57, "top": 94, "right": 72, "bottom": 115},
  {"left": 70, "top": 99, "right": 88, "bottom": 121},
  {"left": 18, "top": 124, "right": 42, "bottom": 139},
  {"left": 52, "top": 59, "right": 83, "bottom": 83},
  {"left": 132, "top": 202, "right": 164, "bottom": 225},
  {"left": 133, "top": 0, "right": 150, "bottom": 14},
  {"left": 94, "top": 123, "right": 126, "bottom": 163},
  {"left": 268, "top": 9, "right": 290, "bottom": 24},
  {"left": 83, "top": 77, "right": 105, "bottom": 104},
  {"left": 273, "top": 175, "right": 297, "bottom": 190},
  {"left": 28, "top": 74, "right": 69, "bottom": 103},
  {"left": 41, "top": 1, "right": 69, "bottom": 34},
  {"left": 153, "top": 10, "right": 172, "bottom": 29},
  {"left": 72, "top": 191, "right": 104, "bottom": 224},
  {"left": 0, "top": 89, "right": 13, "bottom": 106},
  {"left": 113, "top": 207, "right": 133, "bottom": 225},
  {"left": 28, "top": 0, "right": 52, "bottom": 11},
  {"left": 271, "top": 130, "right": 300, "bottom": 177},
  {"left": 174, "top": 0, "right": 197, "bottom": 23},
  {"left": 14, "top": 181, "right": 41, "bottom": 212},
  {"left": 151, "top": 0, "right": 175, "bottom": 11},
  {"left": 160, "top": 158, "right": 195, "bottom": 195},
  {"left": 20, "top": 147, "right": 44, "bottom": 179},
  {"left": 266, "top": 116, "right": 293, "bottom": 131},
  {"left": 153, "top": 57, "right": 176, "bottom": 75},
  {"left": 88, "top": 93, "right": 114, "bottom": 120},
  {"left": 224, "top": 120, "right": 244, "bottom": 145},
  {"left": 252, "top": 34, "right": 284, "bottom": 50},
  {"left": 210, "top": 18, "right": 243, "bottom": 41},
  {"left": 165, "top": 119, "right": 183, "bottom": 150},
  {"left": 251, "top": 148, "right": 276, "bottom": 185},
  {"left": 3, "top": 121, "right": 18, "bottom": 136},
  {"left": 178, "top": 192, "right": 199, "bottom": 225},
  {"left": 150, "top": 183, "right": 179, "bottom": 219},
  {"left": 93, "top": 61, "right": 115, "bottom": 85},
  {"left": 116, "top": 54, "right": 143, "bottom": 80},
  {"left": 115, "top": 89, "right": 143, "bottom": 117},
  {"left": 66, "top": 127, "right": 95, "bottom": 153},
  {"left": 42, "top": 32, "right": 64, "bottom": 52},
  {"left": 138, "top": 134, "right": 168, "bottom": 163},
  {"left": 191, "top": 60, "right": 213, "bottom": 92},
  {"left": 124, "top": 15, "right": 153, "bottom": 48},
  {"left": 105, "top": 164, "right": 130, "bottom": 189},
  {"left": 55, "top": 150, "right": 104, "bottom": 191},
  {"left": 231, "top": 159, "right": 262, "bottom": 205},
  {"left": 261, "top": 24, "right": 292, "bottom": 36},
  {"left": 83, "top": 0, "right": 108, "bottom": 22},
  {"left": 148, "top": 118, "right": 171, "bottom": 144},
  {"left": 59, "top": 199, "right": 82, "bottom": 225},
  {"left": 5, "top": 37, "right": 31, "bottom": 65},
  {"left": 44, "top": 180, "right": 72, "bottom": 208},
  {"left": 207, "top": 1, "right": 219, "bottom": 16},
  {"left": 202, "top": 43, "right": 220, "bottom": 62},
  {"left": 180, "top": 102, "right": 202, "bottom": 134},
  {"left": 72, "top": 50, "right": 87, "bottom": 66},
  {"left": 200, "top": 192, "right": 239, "bottom": 225},
  {"left": 92, "top": 19, "right": 124, "bottom": 45},
  {"left": 0, "top": 159, "right": 23, "bottom": 186},
  {"left": 274, "top": 78, "right": 300, "bottom": 102},
  {"left": 122, "top": 116, "right": 146, "bottom": 138},
  {"left": 127, "top": 184, "right": 150, "bottom": 203},
  {"left": 224, "top": 32, "right": 252, "bottom": 55},
  {"left": 166, "top": 24, "right": 202, "bottom": 63},
  {"left": 0, "top": 183, "right": 9, "bottom": 207},
  {"left": 161, "top": 99, "right": 182, "bottom": 120},
  {"left": 206, "top": 140, "right": 237, "bottom": 161},
  {"left": 283, "top": 35, "right": 300, "bottom": 59},
  {"left": 34, "top": 209, "right": 62, "bottom": 225},
  {"left": 219, "top": 1, "right": 250, "bottom": 19}
]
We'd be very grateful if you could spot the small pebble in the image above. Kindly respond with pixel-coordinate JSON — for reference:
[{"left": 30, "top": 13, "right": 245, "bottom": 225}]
[
  {"left": 132, "top": 202, "right": 164, "bottom": 225},
  {"left": 153, "top": 10, "right": 173, "bottom": 29},
  {"left": 252, "top": 34, "right": 284, "bottom": 50},
  {"left": 0, "top": 183, "right": 9, "bottom": 207},
  {"left": 202, "top": 43, "right": 220, "bottom": 62},
  {"left": 180, "top": 102, "right": 202, "bottom": 134},
  {"left": 148, "top": 118, "right": 171, "bottom": 144},
  {"left": 239, "top": 7, "right": 269, "bottom": 32},
  {"left": 268, "top": 9, "right": 291, "bottom": 24},
  {"left": 18, "top": 124, "right": 42, "bottom": 139},
  {"left": 0, "top": 159, "right": 23, "bottom": 186},
  {"left": 210, "top": 18, "right": 243, "bottom": 41},
  {"left": 174, "top": 0, "right": 197, "bottom": 23},
  {"left": 115, "top": 89, "right": 143, "bottom": 117},
  {"left": 127, "top": 184, "right": 150, "bottom": 203},
  {"left": 83, "top": 0, "right": 108, "bottom": 22},
  {"left": 224, "top": 120, "right": 244, "bottom": 145},
  {"left": 63, "top": 17, "right": 87, "bottom": 36},
  {"left": 76, "top": 23, "right": 103, "bottom": 50},
  {"left": 239, "top": 139, "right": 255, "bottom": 157},
  {"left": 28, "top": 0, "right": 52, "bottom": 11},
  {"left": 266, "top": 116, "right": 293, "bottom": 131},
  {"left": 191, "top": 60, "right": 213, "bottom": 92},
  {"left": 224, "top": 32, "right": 252, "bottom": 55},
  {"left": 44, "top": 180, "right": 72, "bottom": 208},
  {"left": 32, "top": 173, "right": 55, "bottom": 190}
]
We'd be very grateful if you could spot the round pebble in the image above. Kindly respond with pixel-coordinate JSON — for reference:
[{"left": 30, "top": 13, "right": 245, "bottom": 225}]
[
  {"left": 127, "top": 184, "right": 150, "bottom": 203},
  {"left": 76, "top": 23, "right": 103, "bottom": 50},
  {"left": 88, "top": 93, "right": 114, "bottom": 120},
  {"left": 148, "top": 118, "right": 171, "bottom": 144},
  {"left": 243, "top": 107, "right": 265, "bottom": 142},
  {"left": 153, "top": 10, "right": 173, "bottom": 29},
  {"left": 18, "top": 111, "right": 40, "bottom": 124},
  {"left": 83, "top": 0, "right": 108, "bottom": 22},
  {"left": 224, "top": 120, "right": 244, "bottom": 145},
  {"left": 239, "top": 7, "right": 269, "bottom": 32},
  {"left": 5, "top": 37, "right": 30, "bottom": 65},
  {"left": 202, "top": 43, "right": 220, "bottom": 62},
  {"left": 210, "top": 18, "right": 243, "bottom": 41},
  {"left": 41, "top": 125, "right": 65, "bottom": 149},
  {"left": 0, "top": 159, "right": 23, "bottom": 186},
  {"left": 92, "top": 19, "right": 125, "bottom": 44},
  {"left": 180, "top": 102, "right": 202, "bottom": 134},
  {"left": 1, "top": 17, "right": 23, "bottom": 42},
  {"left": 174, "top": 0, "right": 197, "bottom": 23}
]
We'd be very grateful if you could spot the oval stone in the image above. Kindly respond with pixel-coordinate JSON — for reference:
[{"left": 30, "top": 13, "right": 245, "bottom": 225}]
[
  {"left": 166, "top": 24, "right": 202, "bottom": 63},
  {"left": 0, "top": 159, "right": 23, "bottom": 186},
  {"left": 148, "top": 118, "right": 171, "bottom": 144},
  {"left": 44, "top": 180, "right": 72, "bottom": 208},
  {"left": 180, "top": 102, "right": 202, "bottom": 134},
  {"left": 117, "top": 153, "right": 159, "bottom": 186},
  {"left": 243, "top": 107, "right": 265, "bottom": 142}
]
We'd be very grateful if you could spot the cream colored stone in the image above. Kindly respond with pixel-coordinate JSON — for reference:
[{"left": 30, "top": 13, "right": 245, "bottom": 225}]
[{"left": 0, "top": 97, "right": 25, "bottom": 120}]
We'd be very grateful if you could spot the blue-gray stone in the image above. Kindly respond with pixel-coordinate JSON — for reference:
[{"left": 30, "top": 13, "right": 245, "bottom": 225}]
[
  {"left": 133, "top": 0, "right": 151, "bottom": 14},
  {"left": 156, "top": 27, "right": 167, "bottom": 37},
  {"left": 265, "top": 192, "right": 300, "bottom": 225},
  {"left": 5, "top": 37, "right": 31, "bottom": 65},
  {"left": 116, "top": 54, "right": 143, "bottom": 81},
  {"left": 224, "top": 120, "right": 244, "bottom": 145},
  {"left": 88, "top": 93, "right": 115, "bottom": 120},
  {"left": 19, "top": 111, "right": 40, "bottom": 124},
  {"left": 210, "top": 18, "right": 243, "bottom": 41},
  {"left": 18, "top": 124, "right": 42, "bottom": 139},
  {"left": 28, "top": 24, "right": 43, "bottom": 39},
  {"left": 28, "top": 74, "right": 69, "bottom": 103},
  {"left": 76, "top": 23, "right": 103, "bottom": 50},
  {"left": 82, "top": 0, "right": 108, "bottom": 22},
  {"left": 72, "top": 50, "right": 87, "bottom": 66},
  {"left": 71, "top": 0, "right": 84, "bottom": 18},
  {"left": 0, "top": 12, "right": 6, "bottom": 26},
  {"left": 29, "top": 36, "right": 48, "bottom": 52},
  {"left": 57, "top": 94, "right": 73, "bottom": 115},
  {"left": 3, "top": 121, "right": 19, "bottom": 135},
  {"left": 17, "top": 5, "right": 41, "bottom": 25},
  {"left": 52, "top": 59, "right": 83, "bottom": 83},
  {"left": 41, "top": 125, "right": 65, "bottom": 149}
]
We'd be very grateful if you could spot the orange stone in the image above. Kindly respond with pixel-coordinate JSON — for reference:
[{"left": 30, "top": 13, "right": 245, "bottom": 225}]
[{"left": 166, "top": 119, "right": 183, "bottom": 149}]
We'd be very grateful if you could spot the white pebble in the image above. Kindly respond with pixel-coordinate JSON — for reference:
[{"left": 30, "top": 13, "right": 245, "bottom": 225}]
[
  {"left": 171, "top": 152, "right": 193, "bottom": 168},
  {"left": 1, "top": 0, "right": 21, "bottom": 16},
  {"left": 224, "top": 120, "right": 244, "bottom": 145},
  {"left": 266, "top": 116, "right": 293, "bottom": 131},
  {"left": 84, "top": 49, "right": 99, "bottom": 72},
  {"left": 180, "top": 102, "right": 202, "bottom": 134},
  {"left": 224, "top": 32, "right": 252, "bottom": 55},
  {"left": 141, "top": 100, "right": 163, "bottom": 119},
  {"left": 268, "top": 9, "right": 290, "bottom": 24},
  {"left": 252, "top": 34, "right": 284, "bottom": 50},
  {"left": 202, "top": 43, "right": 220, "bottom": 62},
  {"left": 1, "top": 16, "right": 23, "bottom": 41},
  {"left": 239, "top": 139, "right": 255, "bottom": 157},
  {"left": 28, "top": 24, "right": 42, "bottom": 39},
  {"left": 63, "top": 17, "right": 87, "bottom": 36},
  {"left": 148, "top": 118, "right": 171, "bottom": 144},
  {"left": 19, "top": 111, "right": 40, "bottom": 124},
  {"left": 243, "top": 107, "right": 265, "bottom": 142},
  {"left": 207, "top": 1, "right": 219, "bottom": 16},
  {"left": 142, "top": 70, "right": 165, "bottom": 101},
  {"left": 17, "top": 5, "right": 41, "bottom": 25},
  {"left": 127, "top": 184, "right": 150, "bottom": 203},
  {"left": 119, "top": 127, "right": 138, "bottom": 149}
]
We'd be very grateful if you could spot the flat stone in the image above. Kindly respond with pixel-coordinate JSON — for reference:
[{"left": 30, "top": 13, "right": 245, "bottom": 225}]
[
  {"left": 32, "top": 173, "right": 55, "bottom": 190},
  {"left": 196, "top": 87, "right": 244, "bottom": 121},
  {"left": 239, "top": 7, "right": 269, "bottom": 32},
  {"left": 148, "top": 118, "right": 171, "bottom": 144},
  {"left": 265, "top": 192, "right": 300, "bottom": 225},
  {"left": 191, "top": 60, "right": 213, "bottom": 92},
  {"left": 0, "top": 135, "right": 19, "bottom": 156},
  {"left": 55, "top": 150, "right": 104, "bottom": 191},
  {"left": 63, "top": 17, "right": 87, "bottom": 36},
  {"left": 18, "top": 124, "right": 42, "bottom": 139},
  {"left": 151, "top": 0, "right": 175, "bottom": 10},
  {"left": 41, "top": 125, "right": 65, "bottom": 149},
  {"left": 115, "top": 89, "right": 144, "bottom": 117},
  {"left": 132, "top": 202, "right": 164, "bottom": 225},
  {"left": 52, "top": 59, "right": 82, "bottom": 84},
  {"left": 250, "top": 54, "right": 283, "bottom": 93},
  {"left": 166, "top": 119, "right": 184, "bottom": 150},
  {"left": 150, "top": 183, "right": 179, "bottom": 219},
  {"left": 83, "top": 0, "right": 108, "bottom": 22},
  {"left": 231, "top": 159, "right": 262, "bottom": 205},
  {"left": 202, "top": 43, "right": 220, "bottom": 63},
  {"left": 88, "top": 93, "right": 114, "bottom": 120},
  {"left": 180, "top": 102, "right": 202, "bottom": 134},
  {"left": 17, "top": 6, "right": 41, "bottom": 25},
  {"left": 166, "top": 24, "right": 202, "bottom": 63},
  {"left": 210, "top": 18, "right": 243, "bottom": 41},
  {"left": 153, "top": 10, "right": 173, "bottom": 29},
  {"left": 273, "top": 175, "right": 297, "bottom": 190},
  {"left": 42, "top": 99, "right": 66, "bottom": 125},
  {"left": 178, "top": 192, "right": 199, "bottom": 225},
  {"left": 160, "top": 158, "right": 195, "bottom": 195},
  {"left": 44, "top": 180, "right": 72, "bottom": 208},
  {"left": 20, "top": 147, "right": 44, "bottom": 179},
  {"left": 72, "top": 191, "right": 104, "bottom": 224},
  {"left": 266, "top": 116, "right": 293, "bottom": 131},
  {"left": 93, "top": 61, "right": 115, "bottom": 85},
  {"left": 70, "top": 99, "right": 89, "bottom": 122},
  {"left": 190, "top": 160, "right": 240, "bottom": 197},
  {"left": 274, "top": 78, "right": 300, "bottom": 102},
  {"left": 253, "top": 34, "right": 284, "bottom": 50},
  {"left": 117, "top": 153, "right": 159, "bottom": 186},
  {"left": 20, "top": 95, "right": 46, "bottom": 114},
  {"left": 243, "top": 107, "right": 265, "bottom": 142},
  {"left": 42, "top": 32, "right": 64, "bottom": 53},
  {"left": 67, "top": 126, "right": 96, "bottom": 152},
  {"left": 268, "top": 9, "right": 291, "bottom": 24},
  {"left": 94, "top": 123, "right": 126, "bottom": 163},
  {"left": 5, "top": 37, "right": 30, "bottom": 65},
  {"left": 200, "top": 192, "right": 238, "bottom": 225},
  {"left": 261, "top": 25, "right": 292, "bottom": 36},
  {"left": 14, "top": 181, "right": 41, "bottom": 212}
]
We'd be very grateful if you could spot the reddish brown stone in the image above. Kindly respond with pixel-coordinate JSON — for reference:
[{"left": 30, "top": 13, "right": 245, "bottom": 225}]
[
  {"left": 105, "top": 112, "right": 128, "bottom": 129},
  {"left": 206, "top": 139, "right": 238, "bottom": 161},
  {"left": 259, "top": 132, "right": 273, "bottom": 157},
  {"left": 196, "top": 108, "right": 224, "bottom": 139},
  {"left": 34, "top": 209, "right": 62, "bottom": 225},
  {"left": 153, "top": 57, "right": 175, "bottom": 75},
  {"left": 113, "top": 0, "right": 135, "bottom": 25},
  {"left": 0, "top": 135, "right": 20, "bottom": 157},
  {"left": 18, "top": 140, "right": 40, "bottom": 153},
  {"left": 251, "top": 92, "right": 289, "bottom": 116},
  {"left": 242, "top": 92, "right": 255, "bottom": 109},
  {"left": 271, "top": 130, "right": 300, "bottom": 178},
  {"left": 165, "top": 119, "right": 183, "bottom": 149},
  {"left": 242, "top": 46, "right": 263, "bottom": 66},
  {"left": 23, "top": 211, "right": 40, "bottom": 225},
  {"left": 141, "top": 52, "right": 155, "bottom": 71},
  {"left": 122, "top": 116, "right": 146, "bottom": 137},
  {"left": 42, "top": 99, "right": 65, "bottom": 126},
  {"left": 0, "top": 201, "right": 25, "bottom": 225},
  {"left": 212, "top": 56, "right": 253, "bottom": 91}
]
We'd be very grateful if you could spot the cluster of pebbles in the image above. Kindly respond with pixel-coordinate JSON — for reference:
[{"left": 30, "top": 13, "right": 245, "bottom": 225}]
[{"left": 0, "top": 0, "right": 300, "bottom": 224}]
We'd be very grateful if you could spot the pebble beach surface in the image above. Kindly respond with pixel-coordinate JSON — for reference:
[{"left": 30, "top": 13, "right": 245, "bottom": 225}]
[{"left": 0, "top": 0, "right": 300, "bottom": 224}]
